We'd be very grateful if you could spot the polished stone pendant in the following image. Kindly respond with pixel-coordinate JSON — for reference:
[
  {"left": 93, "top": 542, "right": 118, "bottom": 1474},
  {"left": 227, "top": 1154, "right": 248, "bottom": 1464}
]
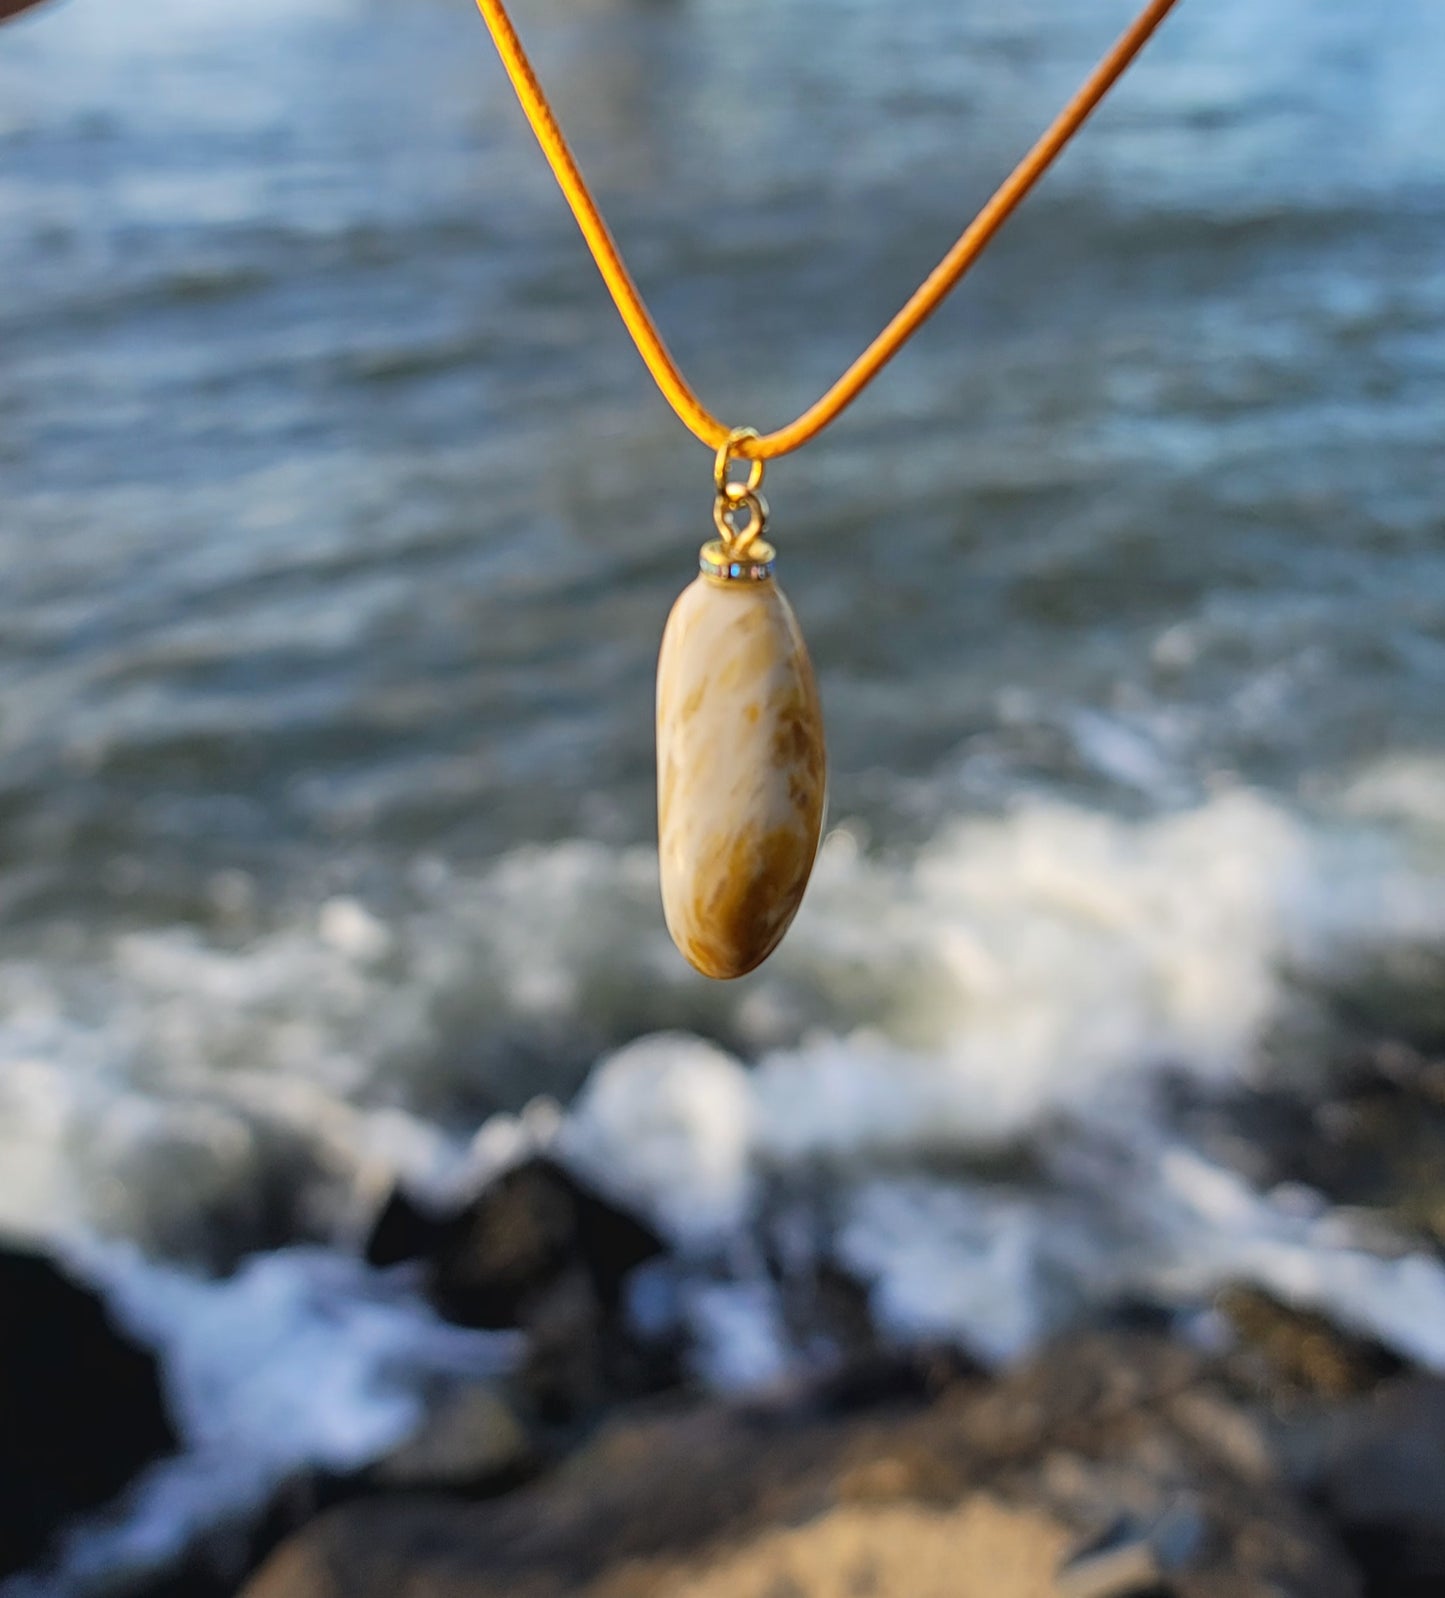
[{"left": 656, "top": 532, "right": 826, "bottom": 979}]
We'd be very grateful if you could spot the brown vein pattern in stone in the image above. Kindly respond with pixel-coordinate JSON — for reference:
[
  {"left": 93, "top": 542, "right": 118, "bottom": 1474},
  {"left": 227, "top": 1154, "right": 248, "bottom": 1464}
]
[{"left": 656, "top": 574, "right": 826, "bottom": 979}]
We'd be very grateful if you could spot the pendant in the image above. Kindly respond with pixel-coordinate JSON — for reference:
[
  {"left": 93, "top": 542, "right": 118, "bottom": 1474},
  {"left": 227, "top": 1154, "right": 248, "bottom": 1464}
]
[{"left": 655, "top": 439, "right": 826, "bottom": 979}]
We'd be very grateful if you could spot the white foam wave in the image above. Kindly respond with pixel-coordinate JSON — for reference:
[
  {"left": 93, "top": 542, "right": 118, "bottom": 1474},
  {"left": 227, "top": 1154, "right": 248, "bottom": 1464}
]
[
  {"left": 4, "top": 775, "right": 1443, "bottom": 1261},
  {"left": 548, "top": 777, "right": 1445, "bottom": 1379},
  {"left": 563, "top": 784, "right": 1444, "bottom": 1199},
  {"left": 561, "top": 1034, "right": 758, "bottom": 1247},
  {"left": 829, "top": 1133, "right": 1445, "bottom": 1372}
]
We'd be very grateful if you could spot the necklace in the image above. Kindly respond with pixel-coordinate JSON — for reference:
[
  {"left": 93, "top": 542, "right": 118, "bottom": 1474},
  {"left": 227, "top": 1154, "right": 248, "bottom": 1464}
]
[{"left": 473, "top": 0, "right": 1181, "bottom": 978}]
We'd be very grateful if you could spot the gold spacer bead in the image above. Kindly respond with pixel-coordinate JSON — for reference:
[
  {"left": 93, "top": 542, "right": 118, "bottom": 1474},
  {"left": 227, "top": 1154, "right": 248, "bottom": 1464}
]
[{"left": 698, "top": 538, "right": 776, "bottom": 585}]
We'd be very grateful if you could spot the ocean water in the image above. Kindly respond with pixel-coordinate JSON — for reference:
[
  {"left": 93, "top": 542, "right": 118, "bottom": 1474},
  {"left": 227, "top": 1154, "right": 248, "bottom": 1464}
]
[{"left": 2, "top": 0, "right": 1444, "bottom": 1588}]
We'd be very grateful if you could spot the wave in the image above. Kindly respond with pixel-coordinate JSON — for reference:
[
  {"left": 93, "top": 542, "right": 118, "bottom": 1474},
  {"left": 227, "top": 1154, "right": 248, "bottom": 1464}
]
[{"left": 3, "top": 771, "right": 1442, "bottom": 1265}]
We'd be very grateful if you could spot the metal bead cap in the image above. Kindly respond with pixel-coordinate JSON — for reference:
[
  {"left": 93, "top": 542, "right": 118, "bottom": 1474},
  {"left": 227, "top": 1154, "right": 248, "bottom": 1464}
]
[{"left": 699, "top": 538, "right": 776, "bottom": 585}]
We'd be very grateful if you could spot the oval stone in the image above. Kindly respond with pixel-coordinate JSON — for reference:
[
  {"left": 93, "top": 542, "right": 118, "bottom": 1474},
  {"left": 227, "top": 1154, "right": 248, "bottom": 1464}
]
[{"left": 656, "top": 570, "right": 826, "bottom": 979}]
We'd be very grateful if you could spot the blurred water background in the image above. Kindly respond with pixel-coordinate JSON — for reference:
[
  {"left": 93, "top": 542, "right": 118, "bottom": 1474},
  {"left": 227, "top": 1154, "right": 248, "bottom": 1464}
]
[{"left": 2, "top": 0, "right": 1444, "bottom": 1587}]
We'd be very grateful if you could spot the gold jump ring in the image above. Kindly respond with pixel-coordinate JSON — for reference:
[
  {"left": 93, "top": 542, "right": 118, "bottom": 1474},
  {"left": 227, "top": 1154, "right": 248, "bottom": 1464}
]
[{"left": 713, "top": 426, "right": 764, "bottom": 499}]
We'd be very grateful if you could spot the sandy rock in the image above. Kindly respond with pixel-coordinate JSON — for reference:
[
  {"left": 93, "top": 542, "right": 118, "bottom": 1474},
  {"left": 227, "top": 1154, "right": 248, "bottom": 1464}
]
[
  {"left": 627, "top": 1497, "right": 1071, "bottom": 1598},
  {"left": 240, "top": 1334, "right": 1359, "bottom": 1598},
  {"left": 370, "top": 1381, "right": 534, "bottom": 1493}
]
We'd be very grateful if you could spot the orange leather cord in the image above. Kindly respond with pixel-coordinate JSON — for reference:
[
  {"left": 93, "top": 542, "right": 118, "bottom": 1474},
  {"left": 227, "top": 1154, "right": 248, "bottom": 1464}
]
[{"left": 474, "top": 0, "right": 1182, "bottom": 460}]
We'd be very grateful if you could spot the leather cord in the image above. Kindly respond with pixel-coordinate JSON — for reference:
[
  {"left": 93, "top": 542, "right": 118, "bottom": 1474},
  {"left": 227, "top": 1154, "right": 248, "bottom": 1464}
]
[{"left": 473, "top": 0, "right": 1182, "bottom": 460}]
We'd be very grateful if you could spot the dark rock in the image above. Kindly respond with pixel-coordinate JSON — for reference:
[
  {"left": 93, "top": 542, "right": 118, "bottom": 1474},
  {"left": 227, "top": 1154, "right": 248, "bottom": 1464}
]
[
  {"left": 1293, "top": 1088, "right": 1445, "bottom": 1251},
  {"left": 364, "top": 1158, "right": 674, "bottom": 1419},
  {"left": 1198, "top": 1017, "right": 1445, "bottom": 1255},
  {"left": 365, "top": 1158, "right": 665, "bottom": 1329},
  {"left": 1290, "top": 1375, "right": 1445, "bottom": 1598},
  {"left": 239, "top": 1333, "right": 1360, "bottom": 1598},
  {"left": 807, "top": 1343, "right": 980, "bottom": 1415},
  {"left": 0, "top": 1243, "right": 179, "bottom": 1580},
  {"left": 1162, "top": 1056, "right": 1445, "bottom": 1258},
  {"left": 1216, "top": 1285, "right": 1405, "bottom": 1402},
  {"left": 363, "top": 1185, "right": 448, "bottom": 1270}
]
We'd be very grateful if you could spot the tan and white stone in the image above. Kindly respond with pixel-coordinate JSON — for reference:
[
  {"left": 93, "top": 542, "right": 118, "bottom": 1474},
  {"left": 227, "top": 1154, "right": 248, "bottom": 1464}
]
[{"left": 656, "top": 569, "right": 826, "bottom": 980}]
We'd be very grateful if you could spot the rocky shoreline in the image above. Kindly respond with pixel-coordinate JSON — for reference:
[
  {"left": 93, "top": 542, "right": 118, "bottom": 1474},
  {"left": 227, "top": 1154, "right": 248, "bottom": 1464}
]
[
  {"left": 235, "top": 1326, "right": 1431, "bottom": 1598},
  {"left": 8, "top": 1049, "right": 1445, "bottom": 1598}
]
